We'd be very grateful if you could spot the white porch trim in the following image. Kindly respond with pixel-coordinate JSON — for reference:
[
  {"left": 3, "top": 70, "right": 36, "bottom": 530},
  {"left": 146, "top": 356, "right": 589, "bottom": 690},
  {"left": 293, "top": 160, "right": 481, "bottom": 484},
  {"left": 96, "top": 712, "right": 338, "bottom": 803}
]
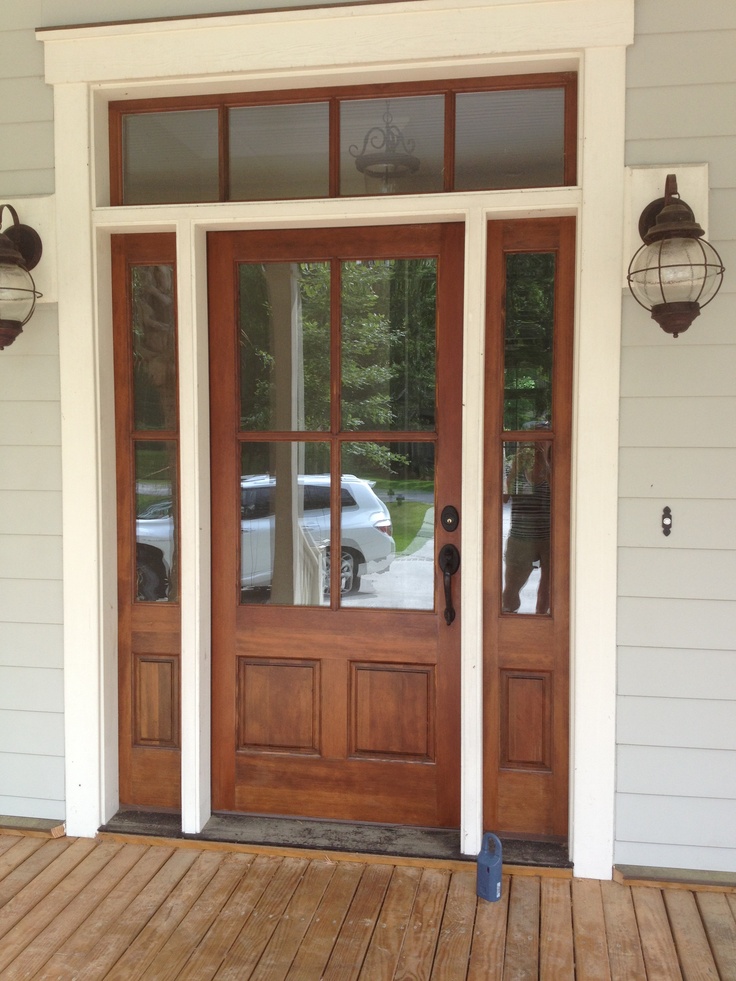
[{"left": 39, "top": 0, "right": 633, "bottom": 879}]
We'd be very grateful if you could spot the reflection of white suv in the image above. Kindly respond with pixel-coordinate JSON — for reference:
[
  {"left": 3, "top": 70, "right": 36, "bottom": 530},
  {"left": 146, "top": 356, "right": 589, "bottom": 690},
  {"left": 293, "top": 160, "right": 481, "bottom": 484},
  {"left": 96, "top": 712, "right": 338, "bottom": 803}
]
[{"left": 136, "top": 474, "right": 395, "bottom": 600}]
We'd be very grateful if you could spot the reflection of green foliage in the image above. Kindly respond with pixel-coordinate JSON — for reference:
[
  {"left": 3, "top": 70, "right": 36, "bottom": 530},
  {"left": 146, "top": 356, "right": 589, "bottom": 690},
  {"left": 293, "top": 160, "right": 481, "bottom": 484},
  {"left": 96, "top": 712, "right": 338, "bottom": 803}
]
[
  {"left": 504, "top": 253, "right": 555, "bottom": 431},
  {"left": 239, "top": 258, "right": 437, "bottom": 478}
]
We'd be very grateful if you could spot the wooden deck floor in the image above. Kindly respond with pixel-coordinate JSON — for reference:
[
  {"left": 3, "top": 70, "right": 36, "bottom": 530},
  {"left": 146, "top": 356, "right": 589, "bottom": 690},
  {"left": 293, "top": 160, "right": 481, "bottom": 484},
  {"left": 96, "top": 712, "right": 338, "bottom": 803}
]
[{"left": 0, "top": 833, "right": 734, "bottom": 979}]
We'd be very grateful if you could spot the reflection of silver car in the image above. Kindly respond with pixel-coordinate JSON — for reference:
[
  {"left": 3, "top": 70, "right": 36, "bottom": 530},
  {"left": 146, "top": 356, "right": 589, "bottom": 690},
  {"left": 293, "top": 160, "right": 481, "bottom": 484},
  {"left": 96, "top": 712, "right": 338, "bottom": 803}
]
[{"left": 135, "top": 474, "right": 395, "bottom": 600}]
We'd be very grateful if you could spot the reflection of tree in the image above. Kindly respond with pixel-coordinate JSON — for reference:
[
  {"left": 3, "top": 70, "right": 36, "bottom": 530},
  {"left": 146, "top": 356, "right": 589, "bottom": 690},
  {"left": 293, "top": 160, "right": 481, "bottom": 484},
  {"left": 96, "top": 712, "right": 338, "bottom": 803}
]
[
  {"left": 239, "top": 259, "right": 437, "bottom": 479},
  {"left": 504, "top": 253, "right": 555, "bottom": 431}
]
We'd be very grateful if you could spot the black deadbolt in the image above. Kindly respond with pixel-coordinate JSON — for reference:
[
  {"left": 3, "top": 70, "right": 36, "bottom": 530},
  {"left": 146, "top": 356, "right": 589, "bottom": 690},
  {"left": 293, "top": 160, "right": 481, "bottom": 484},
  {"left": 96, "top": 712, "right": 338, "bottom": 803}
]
[{"left": 441, "top": 505, "right": 460, "bottom": 532}]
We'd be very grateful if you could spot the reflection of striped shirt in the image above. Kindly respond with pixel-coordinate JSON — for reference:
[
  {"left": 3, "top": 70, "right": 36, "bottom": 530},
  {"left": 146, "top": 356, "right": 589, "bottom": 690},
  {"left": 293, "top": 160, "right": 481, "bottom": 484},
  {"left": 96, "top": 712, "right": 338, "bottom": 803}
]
[{"left": 509, "top": 477, "right": 550, "bottom": 541}]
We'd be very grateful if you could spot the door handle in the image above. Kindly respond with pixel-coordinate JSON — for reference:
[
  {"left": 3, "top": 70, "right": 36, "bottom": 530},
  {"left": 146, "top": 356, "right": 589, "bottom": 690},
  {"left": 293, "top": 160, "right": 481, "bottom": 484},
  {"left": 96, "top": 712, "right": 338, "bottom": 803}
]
[{"left": 438, "top": 543, "right": 460, "bottom": 625}]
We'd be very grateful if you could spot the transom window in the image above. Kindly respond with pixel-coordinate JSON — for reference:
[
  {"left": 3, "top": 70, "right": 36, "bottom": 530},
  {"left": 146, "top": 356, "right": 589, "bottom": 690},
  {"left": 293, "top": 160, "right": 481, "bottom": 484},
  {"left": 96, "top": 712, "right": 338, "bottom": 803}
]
[{"left": 110, "top": 73, "right": 576, "bottom": 205}]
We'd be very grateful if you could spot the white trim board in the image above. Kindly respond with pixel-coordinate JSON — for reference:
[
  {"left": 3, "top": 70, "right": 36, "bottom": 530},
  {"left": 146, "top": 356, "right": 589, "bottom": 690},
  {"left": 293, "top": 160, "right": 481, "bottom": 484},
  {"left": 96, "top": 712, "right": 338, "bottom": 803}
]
[{"left": 38, "top": 0, "right": 634, "bottom": 880}]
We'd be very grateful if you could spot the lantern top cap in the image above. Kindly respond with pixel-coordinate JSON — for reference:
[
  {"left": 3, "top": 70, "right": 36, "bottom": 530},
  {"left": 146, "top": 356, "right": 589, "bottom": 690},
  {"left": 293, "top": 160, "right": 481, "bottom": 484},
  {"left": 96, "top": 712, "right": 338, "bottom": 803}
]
[
  {"left": 639, "top": 173, "right": 705, "bottom": 245},
  {"left": 0, "top": 204, "right": 43, "bottom": 271}
]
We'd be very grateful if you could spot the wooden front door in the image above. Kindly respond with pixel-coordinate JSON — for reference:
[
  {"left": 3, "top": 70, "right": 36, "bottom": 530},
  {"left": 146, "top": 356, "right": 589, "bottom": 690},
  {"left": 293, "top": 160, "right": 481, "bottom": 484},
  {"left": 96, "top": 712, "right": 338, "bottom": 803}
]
[
  {"left": 483, "top": 217, "right": 574, "bottom": 840},
  {"left": 208, "top": 224, "right": 464, "bottom": 827}
]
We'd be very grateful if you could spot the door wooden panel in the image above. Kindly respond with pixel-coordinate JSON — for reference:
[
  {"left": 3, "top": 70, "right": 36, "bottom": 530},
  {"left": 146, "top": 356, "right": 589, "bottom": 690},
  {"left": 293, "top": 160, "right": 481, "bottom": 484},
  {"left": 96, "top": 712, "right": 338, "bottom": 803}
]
[
  {"left": 209, "top": 224, "right": 463, "bottom": 827},
  {"left": 483, "top": 217, "right": 574, "bottom": 839}
]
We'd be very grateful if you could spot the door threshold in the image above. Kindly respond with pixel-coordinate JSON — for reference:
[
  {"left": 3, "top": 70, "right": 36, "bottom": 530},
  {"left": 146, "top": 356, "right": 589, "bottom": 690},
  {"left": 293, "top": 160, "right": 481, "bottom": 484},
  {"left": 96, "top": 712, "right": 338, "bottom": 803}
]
[{"left": 99, "top": 810, "right": 571, "bottom": 868}]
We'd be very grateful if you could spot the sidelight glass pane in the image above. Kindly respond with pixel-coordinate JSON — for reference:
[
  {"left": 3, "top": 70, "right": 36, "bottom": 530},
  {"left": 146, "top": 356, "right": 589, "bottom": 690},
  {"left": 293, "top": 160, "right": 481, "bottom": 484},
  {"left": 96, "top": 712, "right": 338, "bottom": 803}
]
[
  {"left": 135, "top": 441, "right": 178, "bottom": 603},
  {"left": 455, "top": 88, "right": 566, "bottom": 191},
  {"left": 240, "top": 441, "right": 330, "bottom": 606},
  {"left": 229, "top": 103, "right": 329, "bottom": 200},
  {"left": 503, "top": 252, "right": 555, "bottom": 431},
  {"left": 341, "top": 442, "right": 433, "bottom": 611},
  {"left": 501, "top": 440, "right": 552, "bottom": 615},
  {"left": 131, "top": 264, "right": 177, "bottom": 431},
  {"left": 341, "top": 259, "right": 437, "bottom": 432},
  {"left": 340, "top": 96, "right": 444, "bottom": 196},
  {"left": 238, "top": 262, "right": 331, "bottom": 432},
  {"left": 123, "top": 110, "right": 219, "bottom": 204}
]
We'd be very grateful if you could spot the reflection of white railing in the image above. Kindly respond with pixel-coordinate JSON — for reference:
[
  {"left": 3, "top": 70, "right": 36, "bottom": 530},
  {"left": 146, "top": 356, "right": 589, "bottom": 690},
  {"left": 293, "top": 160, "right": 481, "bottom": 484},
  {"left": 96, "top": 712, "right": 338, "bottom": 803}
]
[{"left": 295, "top": 525, "right": 323, "bottom": 605}]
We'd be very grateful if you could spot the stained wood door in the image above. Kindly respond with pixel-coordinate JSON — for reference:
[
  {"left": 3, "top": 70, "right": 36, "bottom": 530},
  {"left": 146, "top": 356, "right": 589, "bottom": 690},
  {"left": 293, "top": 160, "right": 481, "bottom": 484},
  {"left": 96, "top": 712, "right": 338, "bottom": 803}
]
[
  {"left": 209, "top": 224, "right": 464, "bottom": 827},
  {"left": 483, "top": 217, "right": 574, "bottom": 839}
]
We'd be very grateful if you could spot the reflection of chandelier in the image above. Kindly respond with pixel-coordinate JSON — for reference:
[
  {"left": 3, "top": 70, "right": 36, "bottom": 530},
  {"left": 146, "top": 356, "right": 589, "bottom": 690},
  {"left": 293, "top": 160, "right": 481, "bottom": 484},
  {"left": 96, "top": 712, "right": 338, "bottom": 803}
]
[{"left": 349, "top": 101, "right": 420, "bottom": 193}]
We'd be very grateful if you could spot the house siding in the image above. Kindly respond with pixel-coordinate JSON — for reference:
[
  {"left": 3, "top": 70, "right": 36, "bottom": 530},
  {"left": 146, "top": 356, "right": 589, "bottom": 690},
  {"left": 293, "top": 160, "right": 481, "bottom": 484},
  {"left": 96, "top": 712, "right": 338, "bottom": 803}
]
[
  {"left": 617, "top": 0, "right": 736, "bottom": 871},
  {"left": 0, "top": 2, "right": 63, "bottom": 819}
]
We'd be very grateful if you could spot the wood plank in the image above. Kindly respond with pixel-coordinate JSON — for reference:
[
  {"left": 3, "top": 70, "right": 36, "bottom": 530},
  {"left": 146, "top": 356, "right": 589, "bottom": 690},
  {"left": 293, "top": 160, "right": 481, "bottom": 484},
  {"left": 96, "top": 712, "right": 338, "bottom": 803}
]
[
  {"left": 0, "top": 837, "right": 71, "bottom": 906},
  {"left": 504, "top": 875, "right": 540, "bottom": 981},
  {"left": 285, "top": 862, "right": 365, "bottom": 980},
  {"left": 0, "top": 835, "right": 48, "bottom": 883},
  {"left": 663, "top": 889, "right": 720, "bottom": 981},
  {"left": 100, "top": 849, "right": 226, "bottom": 980},
  {"left": 632, "top": 887, "right": 683, "bottom": 981},
  {"left": 600, "top": 880, "right": 647, "bottom": 981},
  {"left": 696, "top": 891, "right": 736, "bottom": 981},
  {"left": 393, "top": 868, "right": 451, "bottom": 981},
  {"left": 322, "top": 863, "right": 394, "bottom": 981},
  {"left": 176, "top": 854, "right": 278, "bottom": 980},
  {"left": 208, "top": 858, "right": 309, "bottom": 980},
  {"left": 467, "top": 873, "right": 509, "bottom": 980},
  {"left": 539, "top": 877, "right": 574, "bottom": 980},
  {"left": 251, "top": 860, "right": 337, "bottom": 981},
  {"left": 37, "top": 845, "right": 175, "bottom": 979},
  {"left": 138, "top": 851, "right": 258, "bottom": 981},
  {"left": 0, "top": 817, "right": 65, "bottom": 837},
  {"left": 430, "top": 870, "right": 477, "bottom": 979},
  {"left": 358, "top": 866, "right": 421, "bottom": 981},
  {"left": 1, "top": 842, "right": 146, "bottom": 980},
  {"left": 0, "top": 838, "right": 97, "bottom": 944},
  {"left": 571, "top": 878, "right": 612, "bottom": 981}
]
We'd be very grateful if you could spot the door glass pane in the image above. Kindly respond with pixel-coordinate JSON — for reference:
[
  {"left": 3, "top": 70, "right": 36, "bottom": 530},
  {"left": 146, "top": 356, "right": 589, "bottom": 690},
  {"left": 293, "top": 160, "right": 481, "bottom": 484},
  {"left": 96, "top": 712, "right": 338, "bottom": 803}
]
[
  {"left": 123, "top": 110, "right": 219, "bottom": 204},
  {"left": 229, "top": 103, "right": 329, "bottom": 201},
  {"left": 341, "top": 259, "right": 437, "bottom": 432},
  {"left": 504, "top": 252, "right": 555, "bottom": 431},
  {"left": 502, "top": 439, "right": 552, "bottom": 615},
  {"left": 340, "top": 96, "right": 444, "bottom": 196},
  {"left": 131, "top": 264, "right": 177, "bottom": 431},
  {"left": 341, "top": 442, "right": 433, "bottom": 611},
  {"left": 239, "top": 262, "right": 331, "bottom": 432},
  {"left": 455, "top": 88, "right": 565, "bottom": 191},
  {"left": 240, "top": 441, "right": 330, "bottom": 606},
  {"left": 135, "top": 440, "right": 178, "bottom": 602}
]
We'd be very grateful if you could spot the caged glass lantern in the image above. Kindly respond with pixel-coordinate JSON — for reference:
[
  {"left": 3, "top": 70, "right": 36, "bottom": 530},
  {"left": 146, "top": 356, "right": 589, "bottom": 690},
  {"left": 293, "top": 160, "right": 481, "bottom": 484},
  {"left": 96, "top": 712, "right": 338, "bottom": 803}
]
[
  {"left": 627, "top": 174, "right": 725, "bottom": 337},
  {"left": 0, "top": 204, "right": 43, "bottom": 351}
]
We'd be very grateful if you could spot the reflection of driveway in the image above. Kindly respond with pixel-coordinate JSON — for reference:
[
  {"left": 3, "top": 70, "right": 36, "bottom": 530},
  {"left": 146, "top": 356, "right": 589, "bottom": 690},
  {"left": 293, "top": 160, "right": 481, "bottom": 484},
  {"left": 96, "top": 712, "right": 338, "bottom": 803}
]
[{"left": 343, "top": 508, "right": 435, "bottom": 610}]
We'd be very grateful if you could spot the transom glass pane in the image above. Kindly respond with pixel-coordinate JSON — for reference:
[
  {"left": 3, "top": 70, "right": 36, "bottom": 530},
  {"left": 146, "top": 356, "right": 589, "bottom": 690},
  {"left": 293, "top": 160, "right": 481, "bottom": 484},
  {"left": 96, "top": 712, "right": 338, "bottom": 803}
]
[
  {"left": 341, "top": 442, "right": 433, "bottom": 611},
  {"left": 123, "top": 110, "right": 219, "bottom": 204},
  {"left": 503, "top": 252, "right": 555, "bottom": 431},
  {"left": 455, "top": 88, "right": 565, "bottom": 191},
  {"left": 131, "top": 264, "right": 177, "bottom": 431},
  {"left": 340, "top": 96, "right": 444, "bottom": 196},
  {"left": 229, "top": 103, "right": 329, "bottom": 201},
  {"left": 135, "top": 441, "right": 178, "bottom": 602},
  {"left": 341, "top": 259, "right": 437, "bottom": 432},
  {"left": 238, "top": 262, "right": 331, "bottom": 432},
  {"left": 502, "top": 439, "right": 552, "bottom": 615},
  {"left": 239, "top": 441, "right": 330, "bottom": 606}
]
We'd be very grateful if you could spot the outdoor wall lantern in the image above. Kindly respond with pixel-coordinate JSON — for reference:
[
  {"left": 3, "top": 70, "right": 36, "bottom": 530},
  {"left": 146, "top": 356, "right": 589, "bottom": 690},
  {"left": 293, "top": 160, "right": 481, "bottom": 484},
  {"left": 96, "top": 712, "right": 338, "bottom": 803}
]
[
  {"left": 627, "top": 174, "right": 725, "bottom": 337},
  {"left": 0, "top": 204, "right": 43, "bottom": 351}
]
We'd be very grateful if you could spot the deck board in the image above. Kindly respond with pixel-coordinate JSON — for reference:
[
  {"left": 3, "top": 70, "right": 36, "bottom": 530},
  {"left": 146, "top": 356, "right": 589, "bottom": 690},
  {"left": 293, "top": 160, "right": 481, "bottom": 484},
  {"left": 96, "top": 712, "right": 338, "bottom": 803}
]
[{"left": 0, "top": 833, "right": 732, "bottom": 980}]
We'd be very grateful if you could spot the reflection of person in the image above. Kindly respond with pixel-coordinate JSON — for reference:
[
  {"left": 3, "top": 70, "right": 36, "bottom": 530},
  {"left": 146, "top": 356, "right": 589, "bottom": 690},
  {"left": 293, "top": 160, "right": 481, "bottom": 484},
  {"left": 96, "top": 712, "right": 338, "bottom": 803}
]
[{"left": 502, "top": 441, "right": 551, "bottom": 614}]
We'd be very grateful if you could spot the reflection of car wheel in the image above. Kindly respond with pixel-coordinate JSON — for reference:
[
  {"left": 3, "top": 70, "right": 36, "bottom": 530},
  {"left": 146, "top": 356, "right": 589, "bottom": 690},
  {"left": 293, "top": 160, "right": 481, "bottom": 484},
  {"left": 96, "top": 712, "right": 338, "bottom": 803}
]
[
  {"left": 136, "top": 543, "right": 168, "bottom": 601},
  {"left": 325, "top": 548, "right": 362, "bottom": 595}
]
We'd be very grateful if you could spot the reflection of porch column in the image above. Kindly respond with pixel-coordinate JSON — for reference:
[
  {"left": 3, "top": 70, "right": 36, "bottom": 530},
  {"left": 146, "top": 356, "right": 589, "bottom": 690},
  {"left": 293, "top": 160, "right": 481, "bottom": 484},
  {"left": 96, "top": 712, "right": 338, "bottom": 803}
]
[{"left": 266, "top": 264, "right": 316, "bottom": 604}]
